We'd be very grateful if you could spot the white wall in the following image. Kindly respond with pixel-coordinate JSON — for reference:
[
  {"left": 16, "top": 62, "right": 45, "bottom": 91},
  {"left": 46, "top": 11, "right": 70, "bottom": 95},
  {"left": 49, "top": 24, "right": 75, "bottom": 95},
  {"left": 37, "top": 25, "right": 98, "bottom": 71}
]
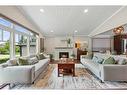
[
  {"left": 44, "top": 36, "right": 92, "bottom": 54},
  {"left": 0, "top": 6, "right": 43, "bottom": 38}
]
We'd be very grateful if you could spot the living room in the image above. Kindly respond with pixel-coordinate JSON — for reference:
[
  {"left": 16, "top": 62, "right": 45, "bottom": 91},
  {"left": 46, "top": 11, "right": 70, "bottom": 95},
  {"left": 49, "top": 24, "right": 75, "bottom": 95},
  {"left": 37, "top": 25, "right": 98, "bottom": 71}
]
[{"left": 1, "top": 1, "right": 127, "bottom": 93}]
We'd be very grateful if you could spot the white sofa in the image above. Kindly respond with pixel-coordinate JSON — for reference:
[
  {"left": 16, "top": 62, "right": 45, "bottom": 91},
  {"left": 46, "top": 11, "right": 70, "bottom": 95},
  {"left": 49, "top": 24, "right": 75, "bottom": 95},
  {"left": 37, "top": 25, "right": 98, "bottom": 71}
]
[
  {"left": 0, "top": 55, "right": 50, "bottom": 84},
  {"left": 80, "top": 53, "right": 127, "bottom": 82}
]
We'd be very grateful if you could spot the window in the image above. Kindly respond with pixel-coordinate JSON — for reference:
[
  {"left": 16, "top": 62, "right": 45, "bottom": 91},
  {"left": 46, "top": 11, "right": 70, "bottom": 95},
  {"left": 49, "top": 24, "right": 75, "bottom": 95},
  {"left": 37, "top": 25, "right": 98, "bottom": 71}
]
[
  {"left": 0, "top": 29, "right": 2, "bottom": 41},
  {"left": 15, "top": 34, "right": 20, "bottom": 57},
  {"left": 0, "top": 30, "right": 10, "bottom": 64},
  {"left": 0, "top": 17, "right": 12, "bottom": 27},
  {"left": 0, "top": 17, "right": 38, "bottom": 63},
  {"left": 3, "top": 30, "right": 10, "bottom": 41},
  {"left": 30, "top": 37, "right": 36, "bottom": 55},
  {"left": 19, "top": 35, "right": 28, "bottom": 56},
  {"left": 14, "top": 25, "right": 29, "bottom": 34}
]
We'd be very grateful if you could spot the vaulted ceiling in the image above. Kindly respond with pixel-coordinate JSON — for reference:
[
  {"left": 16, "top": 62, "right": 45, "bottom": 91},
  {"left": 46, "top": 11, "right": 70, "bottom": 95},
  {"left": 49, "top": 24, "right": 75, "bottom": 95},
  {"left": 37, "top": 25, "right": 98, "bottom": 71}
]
[{"left": 19, "top": 6, "right": 122, "bottom": 37}]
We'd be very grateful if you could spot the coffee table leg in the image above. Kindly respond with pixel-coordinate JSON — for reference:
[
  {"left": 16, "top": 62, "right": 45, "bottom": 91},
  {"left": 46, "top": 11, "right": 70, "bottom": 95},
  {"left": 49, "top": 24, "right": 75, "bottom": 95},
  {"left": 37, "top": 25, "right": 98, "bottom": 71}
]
[
  {"left": 58, "top": 68, "right": 60, "bottom": 77},
  {"left": 73, "top": 66, "right": 75, "bottom": 76}
]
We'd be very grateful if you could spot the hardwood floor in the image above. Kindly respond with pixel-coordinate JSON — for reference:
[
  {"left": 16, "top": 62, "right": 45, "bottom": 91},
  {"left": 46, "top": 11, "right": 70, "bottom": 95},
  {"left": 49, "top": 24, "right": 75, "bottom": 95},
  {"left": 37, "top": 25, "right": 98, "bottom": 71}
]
[{"left": 9, "top": 63, "right": 127, "bottom": 89}]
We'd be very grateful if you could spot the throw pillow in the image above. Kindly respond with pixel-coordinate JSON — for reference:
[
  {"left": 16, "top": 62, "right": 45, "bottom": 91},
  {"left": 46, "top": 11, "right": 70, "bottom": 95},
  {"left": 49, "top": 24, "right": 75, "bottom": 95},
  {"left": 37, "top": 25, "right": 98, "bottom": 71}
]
[
  {"left": 0, "top": 64, "right": 8, "bottom": 68},
  {"left": 87, "top": 52, "right": 93, "bottom": 59},
  {"left": 119, "top": 59, "right": 127, "bottom": 65},
  {"left": 18, "top": 58, "right": 29, "bottom": 66},
  {"left": 39, "top": 54, "right": 46, "bottom": 60},
  {"left": 36, "top": 54, "right": 40, "bottom": 60},
  {"left": 7, "top": 59, "right": 18, "bottom": 66},
  {"left": 96, "top": 57, "right": 104, "bottom": 64},
  {"left": 92, "top": 56, "right": 98, "bottom": 63},
  {"left": 103, "top": 57, "right": 116, "bottom": 64},
  {"left": 29, "top": 57, "right": 39, "bottom": 65}
]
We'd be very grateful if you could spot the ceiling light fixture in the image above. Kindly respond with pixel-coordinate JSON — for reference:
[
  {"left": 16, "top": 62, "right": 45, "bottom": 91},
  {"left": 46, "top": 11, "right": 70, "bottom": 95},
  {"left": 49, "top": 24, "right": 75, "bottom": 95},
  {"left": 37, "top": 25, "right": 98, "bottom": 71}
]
[
  {"left": 113, "top": 26, "right": 124, "bottom": 35},
  {"left": 40, "top": 9, "right": 44, "bottom": 13},
  {"left": 50, "top": 30, "right": 54, "bottom": 32},
  {"left": 74, "top": 30, "right": 78, "bottom": 33},
  {"left": 84, "top": 9, "right": 88, "bottom": 13}
]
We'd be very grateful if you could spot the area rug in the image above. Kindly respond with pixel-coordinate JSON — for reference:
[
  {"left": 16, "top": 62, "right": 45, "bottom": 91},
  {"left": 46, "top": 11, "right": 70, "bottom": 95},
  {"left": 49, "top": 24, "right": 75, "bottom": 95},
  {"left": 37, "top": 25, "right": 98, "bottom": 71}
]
[{"left": 11, "top": 64, "right": 127, "bottom": 90}]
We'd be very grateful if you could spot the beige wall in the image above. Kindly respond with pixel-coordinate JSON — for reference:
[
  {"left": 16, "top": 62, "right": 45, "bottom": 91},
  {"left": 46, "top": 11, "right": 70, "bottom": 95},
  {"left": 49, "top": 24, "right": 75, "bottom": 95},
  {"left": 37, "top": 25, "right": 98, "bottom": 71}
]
[{"left": 44, "top": 36, "right": 92, "bottom": 55}]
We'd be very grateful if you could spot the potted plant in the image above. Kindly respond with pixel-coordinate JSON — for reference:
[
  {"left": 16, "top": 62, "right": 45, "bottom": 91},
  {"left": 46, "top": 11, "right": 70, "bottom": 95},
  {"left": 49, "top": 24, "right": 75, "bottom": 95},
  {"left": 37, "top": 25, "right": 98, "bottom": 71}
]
[
  {"left": 67, "top": 38, "right": 71, "bottom": 47},
  {"left": 49, "top": 54, "right": 54, "bottom": 62},
  {"left": 70, "top": 53, "right": 75, "bottom": 61}
]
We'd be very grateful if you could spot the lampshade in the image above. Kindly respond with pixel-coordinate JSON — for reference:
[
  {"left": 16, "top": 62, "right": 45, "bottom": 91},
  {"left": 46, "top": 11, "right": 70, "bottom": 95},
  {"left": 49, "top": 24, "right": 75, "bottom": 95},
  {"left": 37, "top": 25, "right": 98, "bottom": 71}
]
[
  {"left": 113, "top": 26, "right": 124, "bottom": 35},
  {"left": 75, "top": 43, "right": 81, "bottom": 48}
]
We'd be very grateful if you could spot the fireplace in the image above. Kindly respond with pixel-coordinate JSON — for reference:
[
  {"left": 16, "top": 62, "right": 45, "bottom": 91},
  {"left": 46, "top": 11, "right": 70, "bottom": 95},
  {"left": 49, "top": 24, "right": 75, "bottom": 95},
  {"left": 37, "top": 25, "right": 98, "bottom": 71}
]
[{"left": 59, "top": 52, "right": 69, "bottom": 58}]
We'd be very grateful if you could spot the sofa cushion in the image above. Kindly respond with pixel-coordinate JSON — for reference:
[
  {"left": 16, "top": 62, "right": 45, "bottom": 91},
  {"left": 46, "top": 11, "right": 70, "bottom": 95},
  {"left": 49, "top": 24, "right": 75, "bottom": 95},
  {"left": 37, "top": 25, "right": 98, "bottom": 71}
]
[
  {"left": 103, "top": 57, "right": 116, "bottom": 64},
  {"left": 18, "top": 58, "right": 29, "bottom": 66}
]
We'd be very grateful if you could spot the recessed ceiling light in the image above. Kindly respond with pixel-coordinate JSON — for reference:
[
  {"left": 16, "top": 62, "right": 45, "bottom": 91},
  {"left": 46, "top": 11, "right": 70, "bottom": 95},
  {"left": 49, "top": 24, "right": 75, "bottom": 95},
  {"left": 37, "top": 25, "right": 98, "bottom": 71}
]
[
  {"left": 74, "top": 30, "right": 78, "bottom": 33},
  {"left": 40, "top": 9, "right": 44, "bottom": 13},
  {"left": 84, "top": 9, "right": 88, "bottom": 13},
  {"left": 50, "top": 30, "right": 54, "bottom": 32}
]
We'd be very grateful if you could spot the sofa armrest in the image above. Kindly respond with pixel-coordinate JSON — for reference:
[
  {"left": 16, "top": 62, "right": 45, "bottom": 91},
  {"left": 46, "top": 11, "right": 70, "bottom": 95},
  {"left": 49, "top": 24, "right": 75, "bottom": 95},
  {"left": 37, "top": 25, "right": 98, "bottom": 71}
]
[
  {"left": 100, "top": 64, "right": 127, "bottom": 81},
  {"left": 0, "top": 65, "right": 35, "bottom": 84}
]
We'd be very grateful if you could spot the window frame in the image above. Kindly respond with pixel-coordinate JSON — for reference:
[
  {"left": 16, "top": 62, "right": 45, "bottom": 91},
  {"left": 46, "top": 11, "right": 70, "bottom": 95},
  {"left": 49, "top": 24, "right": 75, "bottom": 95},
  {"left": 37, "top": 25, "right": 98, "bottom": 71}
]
[{"left": 0, "top": 16, "right": 39, "bottom": 60}]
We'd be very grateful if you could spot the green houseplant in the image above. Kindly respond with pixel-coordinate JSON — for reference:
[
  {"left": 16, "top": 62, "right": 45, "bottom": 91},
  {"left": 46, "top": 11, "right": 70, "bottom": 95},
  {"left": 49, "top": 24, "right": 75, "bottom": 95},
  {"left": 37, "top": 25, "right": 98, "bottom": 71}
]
[
  {"left": 67, "top": 38, "right": 71, "bottom": 47},
  {"left": 49, "top": 54, "right": 54, "bottom": 62},
  {"left": 70, "top": 53, "right": 75, "bottom": 61}
]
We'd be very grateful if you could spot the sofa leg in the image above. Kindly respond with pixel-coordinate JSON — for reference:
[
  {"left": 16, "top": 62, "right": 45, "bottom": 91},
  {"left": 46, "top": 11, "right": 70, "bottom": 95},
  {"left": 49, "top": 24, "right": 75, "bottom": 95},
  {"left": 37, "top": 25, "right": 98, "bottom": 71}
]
[
  {"left": 100, "top": 80, "right": 104, "bottom": 83},
  {"left": 32, "top": 81, "right": 34, "bottom": 84},
  {"left": 8, "top": 83, "right": 15, "bottom": 89}
]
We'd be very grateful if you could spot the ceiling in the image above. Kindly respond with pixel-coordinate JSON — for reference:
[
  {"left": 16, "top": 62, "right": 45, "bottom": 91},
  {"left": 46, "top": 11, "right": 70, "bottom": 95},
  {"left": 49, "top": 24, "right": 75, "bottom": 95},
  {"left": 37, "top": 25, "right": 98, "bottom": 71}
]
[{"left": 19, "top": 6, "right": 121, "bottom": 37}]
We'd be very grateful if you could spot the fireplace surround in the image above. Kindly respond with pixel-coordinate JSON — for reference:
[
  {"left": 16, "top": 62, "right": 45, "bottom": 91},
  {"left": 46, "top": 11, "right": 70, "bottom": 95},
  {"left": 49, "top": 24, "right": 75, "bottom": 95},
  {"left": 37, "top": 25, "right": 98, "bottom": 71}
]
[{"left": 54, "top": 47, "right": 73, "bottom": 60}]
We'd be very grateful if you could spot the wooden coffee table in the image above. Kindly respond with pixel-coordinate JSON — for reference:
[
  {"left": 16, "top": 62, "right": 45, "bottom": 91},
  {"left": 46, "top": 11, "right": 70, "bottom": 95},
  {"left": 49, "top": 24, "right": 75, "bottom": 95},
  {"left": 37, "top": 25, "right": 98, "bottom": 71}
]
[{"left": 57, "top": 59, "right": 78, "bottom": 77}]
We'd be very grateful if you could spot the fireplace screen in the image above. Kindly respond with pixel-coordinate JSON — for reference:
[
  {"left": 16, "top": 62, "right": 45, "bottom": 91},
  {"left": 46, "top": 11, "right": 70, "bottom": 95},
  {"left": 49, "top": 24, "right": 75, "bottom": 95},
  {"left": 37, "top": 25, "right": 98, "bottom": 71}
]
[{"left": 59, "top": 52, "right": 69, "bottom": 58}]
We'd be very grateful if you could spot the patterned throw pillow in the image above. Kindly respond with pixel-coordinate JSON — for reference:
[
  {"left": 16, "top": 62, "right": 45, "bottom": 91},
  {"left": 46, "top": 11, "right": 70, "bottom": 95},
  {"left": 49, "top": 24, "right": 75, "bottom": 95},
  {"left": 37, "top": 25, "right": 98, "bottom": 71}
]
[
  {"left": 96, "top": 57, "right": 104, "bottom": 64},
  {"left": 36, "top": 53, "right": 46, "bottom": 60},
  {"left": 36, "top": 54, "right": 40, "bottom": 60},
  {"left": 7, "top": 59, "right": 18, "bottom": 66},
  {"left": 40, "top": 53, "right": 46, "bottom": 59},
  {"left": 92, "top": 56, "right": 98, "bottom": 63},
  {"left": 18, "top": 58, "right": 29, "bottom": 66},
  {"left": 29, "top": 57, "right": 39, "bottom": 65},
  {"left": 103, "top": 57, "right": 116, "bottom": 64},
  {"left": 119, "top": 59, "right": 127, "bottom": 65}
]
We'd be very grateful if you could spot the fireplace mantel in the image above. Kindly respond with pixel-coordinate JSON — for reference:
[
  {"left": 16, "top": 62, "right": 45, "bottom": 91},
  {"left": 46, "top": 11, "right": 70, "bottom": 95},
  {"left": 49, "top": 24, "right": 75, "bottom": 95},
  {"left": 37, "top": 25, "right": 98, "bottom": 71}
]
[{"left": 55, "top": 47, "right": 73, "bottom": 49}]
